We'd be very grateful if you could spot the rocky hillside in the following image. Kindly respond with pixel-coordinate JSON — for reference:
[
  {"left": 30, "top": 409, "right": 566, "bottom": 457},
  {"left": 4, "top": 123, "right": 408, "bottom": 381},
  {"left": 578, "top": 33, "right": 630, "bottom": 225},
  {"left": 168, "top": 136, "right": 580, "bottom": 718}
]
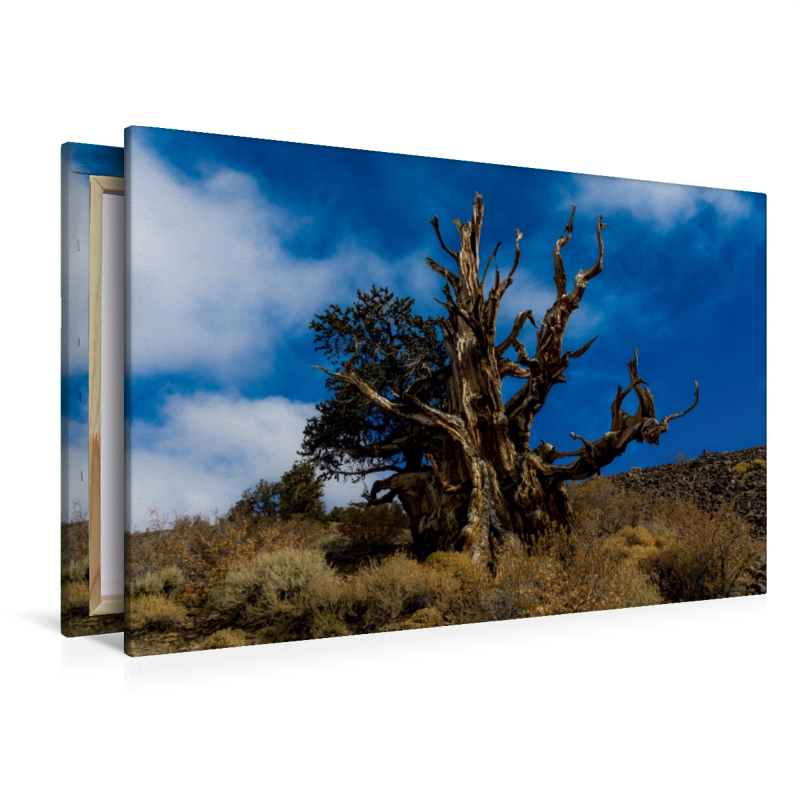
[{"left": 609, "top": 446, "right": 767, "bottom": 538}]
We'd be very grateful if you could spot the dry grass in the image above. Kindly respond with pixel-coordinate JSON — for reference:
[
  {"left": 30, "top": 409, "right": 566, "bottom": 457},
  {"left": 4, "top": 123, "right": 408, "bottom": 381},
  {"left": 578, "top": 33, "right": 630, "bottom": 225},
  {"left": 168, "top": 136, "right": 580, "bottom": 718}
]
[
  {"left": 128, "top": 595, "right": 187, "bottom": 632},
  {"left": 343, "top": 553, "right": 432, "bottom": 632},
  {"left": 61, "top": 579, "right": 89, "bottom": 617},
  {"left": 399, "top": 607, "right": 444, "bottom": 630},
  {"left": 488, "top": 532, "right": 662, "bottom": 620},
  {"left": 127, "top": 513, "right": 325, "bottom": 609},
  {"left": 730, "top": 462, "right": 753, "bottom": 476},
  {"left": 643, "top": 498, "right": 764, "bottom": 602},
  {"left": 129, "top": 566, "right": 185, "bottom": 596},
  {"left": 572, "top": 479, "right": 764, "bottom": 603},
  {"left": 568, "top": 477, "right": 652, "bottom": 537},
  {"left": 61, "top": 520, "right": 88, "bottom": 567},
  {"left": 62, "top": 556, "right": 90, "bottom": 584},
  {"left": 201, "top": 628, "right": 248, "bottom": 649},
  {"left": 209, "top": 548, "right": 343, "bottom": 641},
  {"left": 124, "top": 478, "right": 764, "bottom": 651}
]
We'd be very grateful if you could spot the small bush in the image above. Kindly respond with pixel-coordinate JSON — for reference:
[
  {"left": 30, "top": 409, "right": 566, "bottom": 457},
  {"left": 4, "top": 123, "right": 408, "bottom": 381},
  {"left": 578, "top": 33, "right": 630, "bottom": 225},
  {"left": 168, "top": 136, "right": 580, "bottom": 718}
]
[
  {"left": 128, "top": 595, "right": 187, "bottom": 631},
  {"left": 202, "top": 628, "right": 247, "bottom": 649},
  {"left": 492, "top": 533, "right": 662, "bottom": 618},
  {"left": 345, "top": 554, "right": 431, "bottom": 632},
  {"left": 730, "top": 462, "right": 753, "bottom": 476},
  {"left": 129, "top": 567, "right": 185, "bottom": 596},
  {"left": 568, "top": 477, "right": 650, "bottom": 537},
  {"left": 644, "top": 499, "right": 764, "bottom": 602},
  {"left": 61, "top": 521, "right": 88, "bottom": 568},
  {"left": 209, "top": 549, "right": 341, "bottom": 640},
  {"left": 420, "top": 551, "right": 493, "bottom": 624},
  {"left": 399, "top": 607, "right": 444, "bottom": 630},
  {"left": 61, "top": 580, "right": 89, "bottom": 616},
  {"left": 338, "top": 503, "right": 410, "bottom": 550},
  {"left": 618, "top": 525, "right": 657, "bottom": 548},
  {"left": 62, "top": 557, "right": 89, "bottom": 584},
  {"left": 752, "top": 459, "right": 766, "bottom": 469},
  {"left": 604, "top": 525, "right": 663, "bottom": 566}
]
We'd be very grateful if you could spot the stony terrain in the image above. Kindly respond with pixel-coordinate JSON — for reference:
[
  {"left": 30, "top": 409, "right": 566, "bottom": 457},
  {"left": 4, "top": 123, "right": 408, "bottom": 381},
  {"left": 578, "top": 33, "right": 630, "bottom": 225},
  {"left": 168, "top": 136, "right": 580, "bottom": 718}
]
[
  {"left": 609, "top": 446, "right": 766, "bottom": 539},
  {"left": 610, "top": 446, "right": 766, "bottom": 595}
]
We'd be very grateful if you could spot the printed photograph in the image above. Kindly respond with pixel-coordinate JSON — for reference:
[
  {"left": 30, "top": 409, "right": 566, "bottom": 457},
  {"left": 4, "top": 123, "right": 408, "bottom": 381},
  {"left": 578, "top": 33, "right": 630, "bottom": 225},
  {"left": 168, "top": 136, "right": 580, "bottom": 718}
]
[
  {"left": 122, "top": 126, "right": 766, "bottom": 656},
  {"left": 60, "top": 144, "right": 125, "bottom": 636}
]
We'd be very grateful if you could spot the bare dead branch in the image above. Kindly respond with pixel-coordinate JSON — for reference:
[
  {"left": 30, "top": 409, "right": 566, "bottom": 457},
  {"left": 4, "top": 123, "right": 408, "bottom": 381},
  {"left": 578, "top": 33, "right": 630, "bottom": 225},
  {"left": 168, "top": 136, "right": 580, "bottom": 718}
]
[
  {"left": 661, "top": 381, "right": 700, "bottom": 426},
  {"left": 570, "top": 334, "right": 599, "bottom": 360},
  {"left": 497, "top": 358, "right": 531, "bottom": 379},
  {"left": 568, "top": 214, "right": 609, "bottom": 305},
  {"left": 425, "top": 256, "right": 460, "bottom": 290},
  {"left": 552, "top": 205, "right": 576, "bottom": 297},
  {"left": 496, "top": 309, "right": 537, "bottom": 356},
  {"left": 549, "top": 335, "right": 600, "bottom": 383},
  {"left": 481, "top": 241, "right": 502, "bottom": 289},
  {"left": 430, "top": 215, "right": 459, "bottom": 262},
  {"left": 569, "top": 431, "right": 599, "bottom": 471}
]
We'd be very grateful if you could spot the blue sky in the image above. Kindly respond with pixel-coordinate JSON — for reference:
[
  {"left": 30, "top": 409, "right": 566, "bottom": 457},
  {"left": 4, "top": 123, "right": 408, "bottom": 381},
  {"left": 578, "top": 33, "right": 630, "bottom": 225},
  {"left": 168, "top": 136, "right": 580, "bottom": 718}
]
[{"left": 113, "top": 126, "right": 766, "bottom": 530}]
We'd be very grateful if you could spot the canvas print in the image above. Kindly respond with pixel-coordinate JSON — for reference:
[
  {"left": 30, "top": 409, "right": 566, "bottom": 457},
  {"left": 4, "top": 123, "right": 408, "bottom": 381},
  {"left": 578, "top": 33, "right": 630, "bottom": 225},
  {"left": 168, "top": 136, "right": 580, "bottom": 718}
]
[
  {"left": 61, "top": 142, "right": 125, "bottom": 636},
  {"left": 124, "top": 126, "right": 766, "bottom": 656}
]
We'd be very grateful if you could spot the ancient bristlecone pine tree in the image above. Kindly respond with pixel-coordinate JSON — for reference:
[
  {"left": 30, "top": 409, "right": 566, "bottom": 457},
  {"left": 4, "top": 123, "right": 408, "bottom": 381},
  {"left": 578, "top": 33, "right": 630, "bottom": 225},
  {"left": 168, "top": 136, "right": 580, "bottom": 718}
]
[{"left": 313, "top": 194, "right": 698, "bottom": 562}]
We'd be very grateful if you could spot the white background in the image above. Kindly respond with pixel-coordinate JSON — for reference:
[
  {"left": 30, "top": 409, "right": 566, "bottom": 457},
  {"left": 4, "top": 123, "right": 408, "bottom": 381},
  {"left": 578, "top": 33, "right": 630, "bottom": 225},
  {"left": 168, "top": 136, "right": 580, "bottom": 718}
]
[{"left": 1, "top": 2, "right": 796, "bottom": 797}]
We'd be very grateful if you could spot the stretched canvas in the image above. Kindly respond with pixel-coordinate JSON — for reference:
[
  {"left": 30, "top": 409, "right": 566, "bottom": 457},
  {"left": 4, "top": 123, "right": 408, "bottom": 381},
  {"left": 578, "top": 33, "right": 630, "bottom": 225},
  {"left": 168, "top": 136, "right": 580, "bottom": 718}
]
[
  {"left": 122, "top": 126, "right": 766, "bottom": 656},
  {"left": 61, "top": 142, "right": 125, "bottom": 635}
]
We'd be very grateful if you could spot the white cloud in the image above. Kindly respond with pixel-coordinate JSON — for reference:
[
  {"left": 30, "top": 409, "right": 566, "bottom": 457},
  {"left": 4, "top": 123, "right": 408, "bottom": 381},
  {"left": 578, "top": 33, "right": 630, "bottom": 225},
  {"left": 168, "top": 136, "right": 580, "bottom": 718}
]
[
  {"left": 128, "top": 391, "right": 367, "bottom": 531},
  {"left": 129, "top": 146, "right": 392, "bottom": 378},
  {"left": 568, "top": 175, "right": 752, "bottom": 232}
]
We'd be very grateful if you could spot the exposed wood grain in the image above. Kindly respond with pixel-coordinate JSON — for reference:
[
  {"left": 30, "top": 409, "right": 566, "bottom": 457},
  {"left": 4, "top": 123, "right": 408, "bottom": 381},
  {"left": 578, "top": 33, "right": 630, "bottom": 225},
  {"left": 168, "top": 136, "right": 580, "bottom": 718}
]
[{"left": 317, "top": 195, "right": 697, "bottom": 562}]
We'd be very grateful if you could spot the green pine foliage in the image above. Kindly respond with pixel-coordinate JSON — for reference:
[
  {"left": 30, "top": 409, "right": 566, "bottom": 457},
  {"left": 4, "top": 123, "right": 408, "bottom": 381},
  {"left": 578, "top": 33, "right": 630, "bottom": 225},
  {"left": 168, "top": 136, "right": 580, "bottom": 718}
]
[{"left": 229, "top": 461, "right": 326, "bottom": 522}]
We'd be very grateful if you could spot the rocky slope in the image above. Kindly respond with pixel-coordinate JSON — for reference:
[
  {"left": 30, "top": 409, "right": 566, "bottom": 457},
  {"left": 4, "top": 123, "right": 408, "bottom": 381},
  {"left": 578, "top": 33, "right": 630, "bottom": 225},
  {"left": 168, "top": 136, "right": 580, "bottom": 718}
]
[{"left": 609, "top": 446, "right": 767, "bottom": 539}]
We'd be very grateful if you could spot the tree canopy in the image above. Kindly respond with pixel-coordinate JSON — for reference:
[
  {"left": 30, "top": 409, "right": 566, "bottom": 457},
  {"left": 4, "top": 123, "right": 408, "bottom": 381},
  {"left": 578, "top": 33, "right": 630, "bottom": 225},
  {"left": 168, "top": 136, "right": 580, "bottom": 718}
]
[
  {"left": 300, "top": 286, "right": 447, "bottom": 483},
  {"left": 230, "top": 461, "right": 326, "bottom": 523}
]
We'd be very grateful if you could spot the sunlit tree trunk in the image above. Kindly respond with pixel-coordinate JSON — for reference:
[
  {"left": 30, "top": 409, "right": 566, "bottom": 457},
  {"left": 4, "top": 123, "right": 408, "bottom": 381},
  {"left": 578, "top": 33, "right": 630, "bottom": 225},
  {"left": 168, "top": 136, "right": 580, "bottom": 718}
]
[{"left": 318, "top": 195, "right": 698, "bottom": 562}]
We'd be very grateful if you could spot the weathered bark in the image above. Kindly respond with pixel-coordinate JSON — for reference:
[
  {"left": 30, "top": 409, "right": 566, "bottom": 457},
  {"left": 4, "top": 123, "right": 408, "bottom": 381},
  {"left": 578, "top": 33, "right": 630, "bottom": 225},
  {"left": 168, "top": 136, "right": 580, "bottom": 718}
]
[{"left": 316, "top": 195, "right": 698, "bottom": 562}]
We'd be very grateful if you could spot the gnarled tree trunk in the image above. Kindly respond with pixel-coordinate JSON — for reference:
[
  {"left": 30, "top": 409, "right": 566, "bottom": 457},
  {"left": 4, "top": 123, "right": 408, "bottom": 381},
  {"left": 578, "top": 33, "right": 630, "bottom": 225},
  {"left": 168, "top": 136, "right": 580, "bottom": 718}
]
[{"left": 318, "top": 195, "right": 698, "bottom": 562}]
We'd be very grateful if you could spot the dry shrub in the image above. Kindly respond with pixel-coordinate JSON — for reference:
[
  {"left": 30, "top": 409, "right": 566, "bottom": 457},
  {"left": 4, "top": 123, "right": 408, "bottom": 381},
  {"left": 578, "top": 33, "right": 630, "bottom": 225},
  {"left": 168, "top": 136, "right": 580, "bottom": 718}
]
[
  {"left": 61, "top": 521, "right": 88, "bottom": 567},
  {"left": 344, "top": 553, "right": 431, "bottom": 632},
  {"left": 129, "top": 566, "right": 185, "bottom": 596},
  {"left": 209, "top": 549, "right": 342, "bottom": 640},
  {"left": 419, "top": 551, "right": 494, "bottom": 624},
  {"left": 399, "top": 607, "right": 444, "bottom": 630},
  {"left": 492, "top": 533, "right": 662, "bottom": 619},
  {"left": 604, "top": 525, "right": 663, "bottom": 569},
  {"left": 752, "top": 459, "right": 766, "bottom": 469},
  {"left": 643, "top": 498, "right": 764, "bottom": 602},
  {"left": 127, "top": 513, "right": 326, "bottom": 610},
  {"left": 568, "top": 477, "right": 650, "bottom": 537},
  {"left": 61, "top": 579, "right": 89, "bottom": 616},
  {"left": 202, "top": 628, "right": 247, "bottom": 650},
  {"left": 62, "top": 557, "right": 90, "bottom": 584},
  {"left": 61, "top": 557, "right": 90, "bottom": 617},
  {"left": 337, "top": 503, "right": 410, "bottom": 550},
  {"left": 128, "top": 595, "right": 187, "bottom": 631},
  {"left": 730, "top": 462, "right": 753, "bottom": 476}
]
